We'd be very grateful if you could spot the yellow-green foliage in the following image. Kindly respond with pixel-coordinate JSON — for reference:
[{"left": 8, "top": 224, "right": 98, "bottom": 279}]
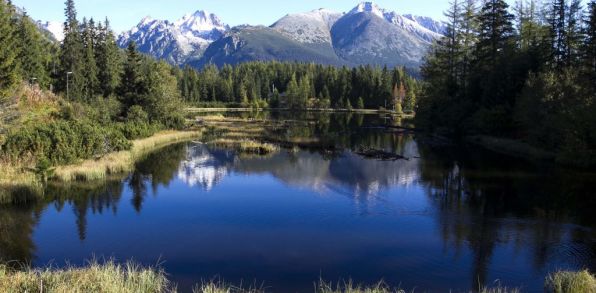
[
  {"left": 194, "top": 280, "right": 263, "bottom": 293},
  {"left": 317, "top": 280, "right": 405, "bottom": 293},
  {"left": 54, "top": 131, "right": 201, "bottom": 182},
  {"left": 0, "top": 158, "right": 42, "bottom": 204},
  {"left": 0, "top": 260, "right": 173, "bottom": 293},
  {"left": 15, "top": 85, "right": 60, "bottom": 125},
  {"left": 208, "top": 138, "right": 278, "bottom": 155},
  {"left": 546, "top": 270, "right": 596, "bottom": 293}
]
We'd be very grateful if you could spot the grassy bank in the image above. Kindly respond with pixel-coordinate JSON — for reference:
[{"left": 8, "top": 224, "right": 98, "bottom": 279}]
[
  {"left": 0, "top": 262, "right": 593, "bottom": 293},
  {"left": 0, "top": 260, "right": 173, "bottom": 293},
  {"left": 53, "top": 130, "right": 202, "bottom": 182}
]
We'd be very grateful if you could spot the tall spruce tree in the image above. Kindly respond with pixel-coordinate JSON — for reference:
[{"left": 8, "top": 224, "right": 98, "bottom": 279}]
[
  {"left": 475, "top": 0, "right": 515, "bottom": 66},
  {"left": 96, "top": 18, "right": 122, "bottom": 97},
  {"left": 82, "top": 18, "right": 99, "bottom": 100},
  {"left": 16, "top": 12, "right": 50, "bottom": 88},
  {"left": 565, "top": 0, "right": 584, "bottom": 65},
  {"left": 118, "top": 41, "right": 147, "bottom": 113},
  {"left": 584, "top": 1, "right": 596, "bottom": 79},
  {"left": 0, "top": 0, "right": 19, "bottom": 99},
  {"left": 59, "top": 0, "right": 86, "bottom": 100}
]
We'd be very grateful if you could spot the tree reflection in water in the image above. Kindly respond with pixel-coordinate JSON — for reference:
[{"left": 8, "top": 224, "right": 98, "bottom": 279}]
[{"left": 0, "top": 113, "right": 594, "bottom": 291}]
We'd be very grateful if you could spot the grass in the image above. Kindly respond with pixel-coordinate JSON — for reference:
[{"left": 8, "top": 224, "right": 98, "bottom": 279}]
[
  {"left": 317, "top": 280, "right": 405, "bottom": 293},
  {"left": 545, "top": 270, "right": 596, "bottom": 293},
  {"left": 207, "top": 138, "right": 279, "bottom": 155},
  {"left": 0, "top": 158, "right": 43, "bottom": 204},
  {"left": 0, "top": 261, "right": 593, "bottom": 293},
  {"left": 0, "top": 260, "right": 174, "bottom": 293},
  {"left": 194, "top": 280, "right": 264, "bottom": 293},
  {"left": 53, "top": 130, "right": 201, "bottom": 182}
]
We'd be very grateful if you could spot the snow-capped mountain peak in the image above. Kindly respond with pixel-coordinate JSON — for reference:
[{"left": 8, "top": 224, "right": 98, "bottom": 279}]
[
  {"left": 175, "top": 10, "right": 228, "bottom": 33},
  {"left": 349, "top": 2, "right": 385, "bottom": 18},
  {"left": 118, "top": 11, "right": 229, "bottom": 65}
]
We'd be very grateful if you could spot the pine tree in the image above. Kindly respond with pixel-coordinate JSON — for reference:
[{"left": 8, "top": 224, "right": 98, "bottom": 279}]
[
  {"left": 16, "top": 12, "right": 49, "bottom": 88},
  {"left": 285, "top": 74, "right": 300, "bottom": 109},
  {"left": 565, "top": 0, "right": 584, "bottom": 66},
  {"left": 475, "top": 0, "right": 515, "bottom": 66},
  {"left": 118, "top": 41, "right": 146, "bottom": 112},
  {"left": 460, "top": 0, "right": 479, "bottom": 92},
  {"left": 584, "top": 1, "right": 596, "bottom": 79},
  {"left": 59, "top": 0, "right": 86, "bottom": 100},
  {"left": 82, "top": 18, "right": 99, "bottom": 100},
  {"left": 0, "top": 0, "right": 20, "bottom": 98},
  {"left": 444, "top": 0, "right": 464, "bottom": 90},
  {"left": 96, "top": 18, "right": 121, "bottom": 97}
]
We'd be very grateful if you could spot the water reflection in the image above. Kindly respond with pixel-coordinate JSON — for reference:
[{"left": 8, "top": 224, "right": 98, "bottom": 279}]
[
  {"left": 0, "top": 113, "right": 594, "bottom": 292},
  {"left": 177, "top": 143, "right": 420, "bottom": 198}
]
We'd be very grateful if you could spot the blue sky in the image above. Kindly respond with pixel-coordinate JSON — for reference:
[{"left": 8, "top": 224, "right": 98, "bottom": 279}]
[{"left": 12, "top": 0, "right": 453, "bottom": 33}]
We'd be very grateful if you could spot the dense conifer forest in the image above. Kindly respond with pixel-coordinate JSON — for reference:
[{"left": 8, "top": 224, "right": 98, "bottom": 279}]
[{"left": 418, "top": 0, "right": 596, "bottom": 166}]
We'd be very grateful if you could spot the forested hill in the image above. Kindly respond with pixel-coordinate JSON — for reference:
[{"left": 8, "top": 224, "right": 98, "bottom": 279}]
[{"left": 417, "top": 0, "right": 596, "bottom": 167}]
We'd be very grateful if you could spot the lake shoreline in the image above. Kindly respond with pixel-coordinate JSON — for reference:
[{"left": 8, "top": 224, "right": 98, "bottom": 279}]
[
  {"left": 0, "top": 130, "right": 202, "bottom": 201},
  {"left": 186, "top": 107, "right": 415, "bottom": 117},
  {"left": 1, "top": 261, "right": 593, "bottom": 293}
]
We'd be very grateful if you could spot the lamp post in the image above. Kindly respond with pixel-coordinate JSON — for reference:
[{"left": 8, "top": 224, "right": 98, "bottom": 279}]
[{"left": 66, "top": 72, "right": 73, "bottom": 100}]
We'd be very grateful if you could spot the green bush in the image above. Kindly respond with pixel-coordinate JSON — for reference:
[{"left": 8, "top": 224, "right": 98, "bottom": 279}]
[
  {"left": 114, "top": 122, "right": 159, "bottom": 140},
  {"left": 1, "top": 120, "right": 131, "bottom": 165}
]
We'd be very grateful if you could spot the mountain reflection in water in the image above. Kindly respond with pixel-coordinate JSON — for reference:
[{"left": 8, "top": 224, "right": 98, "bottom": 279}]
[
  {"left": 0, "top": 113, "right": 595, "bottom": 293},
  {"left": 177, "top": 143, "right": 420, "bottom": 197}
]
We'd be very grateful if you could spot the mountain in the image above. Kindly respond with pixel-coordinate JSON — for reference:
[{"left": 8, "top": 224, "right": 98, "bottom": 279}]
[
  {"left": 271, "top": 8, "right": 342, "bottom": 45},
  {"left": 37, "top": 20, "right": 64, "bottom": 42},
  {"left": 331, "top": 2, "right": 442, "bottom": 68},
  {"left": 403, "top": 14, "right": 447, "bottom": 35},
  {"left": 190, "top": 25, "right": 344, "bottom": 68},
  {"left": 117, "top": 11, "right": 229, "bottom": 65},
  {"left": 120, "top": 2, "right": 445, "bottom": 69}
]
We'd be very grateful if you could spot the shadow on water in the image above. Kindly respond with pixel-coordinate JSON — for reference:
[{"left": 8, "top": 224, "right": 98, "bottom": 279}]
[{"left": 0, "top": 112, "right": 595, "bottom": 292}]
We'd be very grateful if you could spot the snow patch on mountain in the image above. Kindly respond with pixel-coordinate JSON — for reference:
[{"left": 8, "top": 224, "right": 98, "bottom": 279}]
[
  {"left": 347, "top": 2, "right": 443, "bottom": 43},
  {"left": 118, "top": 11, "right": 229, "bottom": 65},
  {"left": 38, "top": 20, "right": 64, "bottom": 41},
  {"left": 271, "top": 8, "right": 343, "bottom": 44}
]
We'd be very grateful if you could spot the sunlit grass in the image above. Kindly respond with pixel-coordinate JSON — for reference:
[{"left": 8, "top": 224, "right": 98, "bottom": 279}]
[
  {"left": 208, "top": 138, "right": 279, "bottom": 154},
  {"left": 0, "top": 259, "right": 174, "bottom": 293},
  {"left": 317, "top": 280, "right": 405, "bottom": 293},
  {"left": 194, "top": 280, "right": 264, "bottom": 293},
  {"left": 0, "top": 158, "right": 43, "bottom": 204},
  {"left": 546, "top": 270, "right": 596, "bottom": 293},
  {"left": 54, "top": 130, "right": 201, "bottom": 182}
]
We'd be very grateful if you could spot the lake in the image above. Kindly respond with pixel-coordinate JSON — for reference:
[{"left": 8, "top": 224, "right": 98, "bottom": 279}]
[{"left": 1, "top": 112, "right": 595, "bottom": 292}]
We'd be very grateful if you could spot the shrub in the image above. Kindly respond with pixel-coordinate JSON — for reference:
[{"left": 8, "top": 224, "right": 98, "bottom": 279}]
[
  {"left": 1, "top": 120, "right": 131, "bottom": 165},
  {"left": 114, "top": 122, "right": 159, "bottom": 140}
]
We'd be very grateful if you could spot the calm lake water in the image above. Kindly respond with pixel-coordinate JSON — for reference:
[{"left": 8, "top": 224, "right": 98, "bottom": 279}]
[{"left": 1, "top": 112, "right": 595, "bottom": 292}]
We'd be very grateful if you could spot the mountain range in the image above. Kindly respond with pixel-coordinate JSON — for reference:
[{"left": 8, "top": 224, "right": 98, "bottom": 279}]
[{"left": 41, "top": 2, "right": 447, "bottom": 69}]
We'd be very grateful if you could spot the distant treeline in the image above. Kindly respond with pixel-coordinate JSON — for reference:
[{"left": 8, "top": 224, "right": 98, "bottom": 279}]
[
  {"left": 418, "top": 0, "right": 596, "bottom": 167},
  {"left": 178, "top": 62, "right": 419, "bottom": 112}
]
